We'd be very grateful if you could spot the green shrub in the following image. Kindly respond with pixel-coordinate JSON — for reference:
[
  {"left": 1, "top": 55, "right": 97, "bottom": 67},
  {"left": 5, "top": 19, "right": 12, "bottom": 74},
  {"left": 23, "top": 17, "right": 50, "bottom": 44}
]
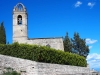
[
  {"left": 0, "top": 42, "right": 87, "bottom": 67},
  {"left": 3, "top": 67, "right": 20, "bottom": 75},
  {"left": 3, "top": 71, "right": 20, "bottom": 75}
]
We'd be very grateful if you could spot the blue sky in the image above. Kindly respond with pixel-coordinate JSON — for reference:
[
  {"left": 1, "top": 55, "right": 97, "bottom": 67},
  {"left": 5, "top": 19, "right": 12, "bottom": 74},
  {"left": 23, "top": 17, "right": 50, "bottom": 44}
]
[{"left": 0, "top": 0, "right": 100, "bottom": 71}]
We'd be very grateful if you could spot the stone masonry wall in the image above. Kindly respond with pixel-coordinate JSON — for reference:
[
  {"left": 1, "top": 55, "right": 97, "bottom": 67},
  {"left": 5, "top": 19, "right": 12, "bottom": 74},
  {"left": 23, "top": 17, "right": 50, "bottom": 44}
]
[
  {"left": 0, "top": 54, "right": 90, "bottom": 75},
  {"left": 27, "top": 38, "right": 64, "bottom": 51},
  {"left": 13, "top": 37, "right": 64, "bottom": 51}
]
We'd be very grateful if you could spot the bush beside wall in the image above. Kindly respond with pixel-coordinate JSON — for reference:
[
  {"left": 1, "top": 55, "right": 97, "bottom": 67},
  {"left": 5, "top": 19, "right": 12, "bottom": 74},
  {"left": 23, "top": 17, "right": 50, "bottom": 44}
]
[{"left": 0, "top": 42, "right": 87, "bottom": 67}]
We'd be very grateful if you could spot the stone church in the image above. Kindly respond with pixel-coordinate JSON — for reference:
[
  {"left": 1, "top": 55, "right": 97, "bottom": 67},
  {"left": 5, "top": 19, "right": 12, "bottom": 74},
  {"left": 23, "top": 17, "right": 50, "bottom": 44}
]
[{"left": 13, "top": 3, "right": 64, "bottom": 51}]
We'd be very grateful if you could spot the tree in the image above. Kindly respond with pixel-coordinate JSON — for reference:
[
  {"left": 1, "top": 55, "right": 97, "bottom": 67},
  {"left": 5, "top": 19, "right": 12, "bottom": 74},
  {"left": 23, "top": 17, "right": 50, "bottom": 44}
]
[
  {"left": 71, "top": 32, "right": 89, "bottom": 58},
  {"left": 0, "top": 22, "right": 6, "bottom": 44},
  {"left": 7, "top": 41, "right": 10, "bottom": 44},
  {"left": 63, "top": 32, "right": 72, "bottom": 52}
]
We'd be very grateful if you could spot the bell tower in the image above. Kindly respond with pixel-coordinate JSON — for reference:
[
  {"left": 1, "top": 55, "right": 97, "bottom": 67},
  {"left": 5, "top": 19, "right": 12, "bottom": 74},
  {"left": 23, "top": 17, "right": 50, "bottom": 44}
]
[{"left": 13, "top": 3, "right": 28, "bottom": 43}]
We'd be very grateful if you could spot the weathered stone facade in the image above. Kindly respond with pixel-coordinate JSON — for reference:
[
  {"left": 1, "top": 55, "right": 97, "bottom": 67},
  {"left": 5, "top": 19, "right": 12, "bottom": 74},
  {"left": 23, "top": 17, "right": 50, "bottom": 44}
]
[
  {"left": 13, "top": 3, "right": 64, "bottom": 51},
  {"left": 0, "top": 54, "right": 91, "bottom": 75}
]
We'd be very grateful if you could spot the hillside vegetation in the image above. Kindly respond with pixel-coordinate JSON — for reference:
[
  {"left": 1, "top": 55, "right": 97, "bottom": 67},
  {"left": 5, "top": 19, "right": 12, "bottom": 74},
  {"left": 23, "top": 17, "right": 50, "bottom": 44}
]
[{"left": 0, "top": 42, "right": 87, "bottom": 67}]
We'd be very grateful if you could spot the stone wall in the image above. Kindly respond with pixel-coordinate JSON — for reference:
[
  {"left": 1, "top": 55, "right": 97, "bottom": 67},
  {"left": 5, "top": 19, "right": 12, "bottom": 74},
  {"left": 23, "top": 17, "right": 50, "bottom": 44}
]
[
  {"left": 13, "top": 37, "right": 64, "bottom": 51},
  {"left": 27, "top": 37, "right": 64, "bottom": 51},
  {"left": 0, "top": 54, "right": 90, "bottom": 75}
]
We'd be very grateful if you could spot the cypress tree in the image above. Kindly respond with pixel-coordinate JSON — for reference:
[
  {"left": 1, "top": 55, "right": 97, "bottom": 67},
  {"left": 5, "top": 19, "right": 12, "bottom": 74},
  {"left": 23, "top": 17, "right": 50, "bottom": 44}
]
[
  {"left": 0, "top": 22, "right": 6, "bottom": 44},
  {"left": 63, "top": 32, "right": 72, "bottom": 52},
  {"left": 0, "top": 23, "right": 2, "bottom": 44}
]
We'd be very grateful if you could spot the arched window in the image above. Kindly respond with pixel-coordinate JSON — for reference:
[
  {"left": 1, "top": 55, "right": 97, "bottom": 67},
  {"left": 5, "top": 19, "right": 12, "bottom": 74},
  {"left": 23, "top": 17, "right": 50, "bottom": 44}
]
[
  {"left": 46, "top": 44, "right": 50, "bottom": 48},
  {"left": 17, "top": 15, "right": 22, "bottom": 25}
]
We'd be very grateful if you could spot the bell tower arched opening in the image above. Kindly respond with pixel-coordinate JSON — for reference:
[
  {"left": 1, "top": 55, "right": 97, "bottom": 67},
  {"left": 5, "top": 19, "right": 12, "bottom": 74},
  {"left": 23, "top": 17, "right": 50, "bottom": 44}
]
[{"left": 17, "top": 15, "right": 22, "bottom": 25}]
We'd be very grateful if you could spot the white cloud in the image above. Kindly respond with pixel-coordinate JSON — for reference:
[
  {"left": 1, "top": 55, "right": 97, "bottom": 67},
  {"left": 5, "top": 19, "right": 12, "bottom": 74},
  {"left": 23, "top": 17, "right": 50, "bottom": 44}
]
[
  {"left": 86, "top": 38, "right": 97, "bottom": 44},
  {"left": 74, "top": 1, "right": 82, "bottom": 8},
  {"left": 89, "top": 46, "right": 92, "bottom": 49},
  {"left": 88, "top": 2, "right": 95, "bottom": 9},
  {"left": 87, "top": 53, "right": 100, "bottom": 60},
  {"left": 87, "top": 53, "right": 100, "bottom": 69}
]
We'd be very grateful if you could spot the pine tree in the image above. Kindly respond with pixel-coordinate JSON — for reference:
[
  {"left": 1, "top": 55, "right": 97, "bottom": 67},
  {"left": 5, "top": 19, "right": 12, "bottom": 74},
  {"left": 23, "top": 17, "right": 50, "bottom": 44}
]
[
  {"left": 63, "top": 32, "right": 72, "bottom": 52},
  {"left": 0, "top": 22, "right": 6, "bottom": 44},
  {"left": 71, "top": 32, "right": 89, "bottom": 58}
]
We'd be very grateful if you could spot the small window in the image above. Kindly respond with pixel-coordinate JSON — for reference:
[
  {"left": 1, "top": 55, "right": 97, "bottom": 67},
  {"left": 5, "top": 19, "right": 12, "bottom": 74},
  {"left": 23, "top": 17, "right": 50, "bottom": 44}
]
[
  {"left": 17, "top": 15, "right": 22, "bottom": 25},
  {"left": 46, "top": 44, "right": 50, "bottom": 48}
]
